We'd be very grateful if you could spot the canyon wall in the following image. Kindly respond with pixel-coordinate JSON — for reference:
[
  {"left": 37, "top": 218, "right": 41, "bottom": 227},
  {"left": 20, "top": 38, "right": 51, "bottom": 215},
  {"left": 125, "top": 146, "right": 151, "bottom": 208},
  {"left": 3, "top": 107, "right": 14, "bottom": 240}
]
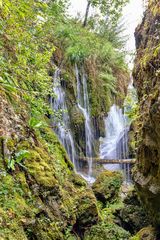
[{"left": 133, "top": 0, "right": 160, "bottom": 225}]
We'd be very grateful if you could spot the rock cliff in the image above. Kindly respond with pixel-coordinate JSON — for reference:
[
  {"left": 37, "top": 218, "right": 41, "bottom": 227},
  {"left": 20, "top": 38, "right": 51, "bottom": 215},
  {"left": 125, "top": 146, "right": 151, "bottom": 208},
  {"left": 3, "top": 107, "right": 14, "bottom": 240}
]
[{"left": 133, "top": 0, "right": 160, "bottom": 225}]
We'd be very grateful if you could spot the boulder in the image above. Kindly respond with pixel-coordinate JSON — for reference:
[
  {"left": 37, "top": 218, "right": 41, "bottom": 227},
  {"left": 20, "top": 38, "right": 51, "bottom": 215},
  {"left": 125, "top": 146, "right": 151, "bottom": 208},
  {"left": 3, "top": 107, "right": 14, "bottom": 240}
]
[
  {"left": 130, "top": 227, "right": 157, "bottom": 240},
  {"left": 84, "top": 222, "right": 131, "bottom": 240},
  {"left": 92, "top": 170, "right": 123, "bottom": 205}
]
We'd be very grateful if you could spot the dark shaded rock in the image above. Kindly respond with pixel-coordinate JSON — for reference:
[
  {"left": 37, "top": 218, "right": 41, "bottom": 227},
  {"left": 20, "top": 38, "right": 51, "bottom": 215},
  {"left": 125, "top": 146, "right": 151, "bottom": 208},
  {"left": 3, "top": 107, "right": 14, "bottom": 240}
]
[
  {"left": 115, "top": 190, "right": 150, "bottom": 234},
  {"left": 75, "top": 190, "right": 99, "bottom": 227},
  {"left": 73, "top": 190, "right": 99, "bottom": 238}
]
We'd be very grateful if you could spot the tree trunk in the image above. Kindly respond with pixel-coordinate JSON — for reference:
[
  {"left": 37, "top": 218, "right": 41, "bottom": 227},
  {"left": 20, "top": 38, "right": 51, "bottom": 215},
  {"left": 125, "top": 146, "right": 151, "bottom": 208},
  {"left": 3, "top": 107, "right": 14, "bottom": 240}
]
[{"left": 83, "top": 0, "right": 91, "bottom": 27}]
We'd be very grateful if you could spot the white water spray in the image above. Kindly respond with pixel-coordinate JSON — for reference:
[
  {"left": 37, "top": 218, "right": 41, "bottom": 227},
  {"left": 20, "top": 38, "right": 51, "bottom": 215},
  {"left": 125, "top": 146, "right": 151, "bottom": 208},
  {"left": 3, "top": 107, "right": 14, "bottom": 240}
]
[
  {"left": 51, "top": 68, "right": 77, "bottom": 170},
  {"left": 100, "top": 104, "right": 131, "bottom": 182},
  {"left": 75, "top": 64, "right": 94, "bottom": 182}
]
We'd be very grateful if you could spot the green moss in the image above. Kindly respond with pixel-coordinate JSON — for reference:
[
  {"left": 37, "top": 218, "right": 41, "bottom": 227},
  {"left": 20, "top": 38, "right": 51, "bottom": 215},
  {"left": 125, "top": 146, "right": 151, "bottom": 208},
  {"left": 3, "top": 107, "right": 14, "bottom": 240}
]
[
  {"left": 92, "top": 170, "right": 123, "bottom": 205},
  {"left": 70, "top": 106, "right": 85, "bottom": 126},
  {"left": 84, "top": 222, "right": 131, "bottom": 240},
  {"left": 39, "top": 127, "right": 74, "bottom": 171},
  {"left": 130, "top": 227, "right": 157, "bottom": 240},
  {"left": 6, "top": 138, "right": 17, "bottom": 151},
  {"left": 25, "top": 148, "right": 57, "bottom": 187},
  {"left": 32, "top": 215, "right": 64, "bottom": 240},
  {"left": 75, "top": 189, "right": 99, "bottom": 227},
  {"left": 0, "top": 173, "right": 38, "bottom": 240},
  {"left": 100, "top": 201, "right": 124, "bottom": 223},
  {"left": 70, "top": 172, "right": 87, "bottom": 187},
  {"left": 0, "top": 219, "right": 28, "bottom": 240},
  {"left": 140, "top": 52, "right": 152, "bottom": 69},
  {"left": 150, "top": 2, "right": 160, "bottom": 16},
  {"left": 130, "top": 236, "right": 140, "bottom": 240},
  {"left": 16, "top": 172, "right": 31, "bottom": 196},
  {"left": 16, "top": 140, "right": 31, "bottom": 151}
]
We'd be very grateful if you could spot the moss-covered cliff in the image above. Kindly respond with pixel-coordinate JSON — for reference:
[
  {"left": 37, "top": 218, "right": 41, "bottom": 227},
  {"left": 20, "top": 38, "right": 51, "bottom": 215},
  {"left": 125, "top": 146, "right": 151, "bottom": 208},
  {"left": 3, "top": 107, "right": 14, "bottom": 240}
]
[
  {"left": 0, "top": 90, "right": 101, "bottom": 239},
  {"left": 0, "top": 90, "right": 133, "bottom": 239},
  {"left": 133, "top": 0, "right": 160, "bottom": 226},
  {"left": 0, "top": 0, "right": 135, "bottom": 239}
]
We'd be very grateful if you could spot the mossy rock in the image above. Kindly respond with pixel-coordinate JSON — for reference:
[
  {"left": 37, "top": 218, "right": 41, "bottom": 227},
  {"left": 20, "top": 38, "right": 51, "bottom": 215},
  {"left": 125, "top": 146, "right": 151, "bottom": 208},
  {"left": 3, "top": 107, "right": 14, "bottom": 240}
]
[
  {"left": 92, "top": 170, "right": 123, "bottom": 205},
  {"left": 70, "top": 172, "right": 87, "bottom": 187},
  {"left": 25, "top": 148, "right": 58, "bottom": 187},
  {"left": 130, "top": 227, "right": 157, "bottom": 240},
  {"left": 70, "top": 106, "right": 85, "bottom": 126},
  {"left": 31, "top": 214, "right": 64, "bottom": 240},
  {"left": 84, "top": 222, "right": 131, "bottom": 240},
  {"left": 75, "top": 189, "right": 99, "bottom": 228},
  {"left": 0, "top": 175, "right": 37, "bottom": 240},
  {"left": 116, "top": 190, "right": 150, "bottom": 234},
  {"left": 0, "top": 221, "right": 28, "bottom": 240}
]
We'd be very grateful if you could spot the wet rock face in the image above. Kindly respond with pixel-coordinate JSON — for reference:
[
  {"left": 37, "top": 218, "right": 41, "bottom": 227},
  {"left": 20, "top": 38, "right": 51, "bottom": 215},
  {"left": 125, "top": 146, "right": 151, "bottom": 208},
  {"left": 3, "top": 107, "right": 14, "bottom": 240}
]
[{"left": 133, "top": 0, "right": 160, "bottom": 225}]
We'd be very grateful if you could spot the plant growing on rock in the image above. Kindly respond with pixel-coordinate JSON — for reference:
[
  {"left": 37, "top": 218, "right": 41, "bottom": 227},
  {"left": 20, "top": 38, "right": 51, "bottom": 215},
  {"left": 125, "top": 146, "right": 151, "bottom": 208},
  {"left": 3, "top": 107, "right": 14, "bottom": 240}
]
[{"left": 7, "top": 150, "right": 30, "bottom": 170}]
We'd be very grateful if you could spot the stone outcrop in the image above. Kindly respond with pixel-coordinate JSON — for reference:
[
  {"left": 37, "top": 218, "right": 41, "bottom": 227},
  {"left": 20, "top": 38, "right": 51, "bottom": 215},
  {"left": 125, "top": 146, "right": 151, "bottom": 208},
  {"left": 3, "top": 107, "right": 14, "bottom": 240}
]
[
  {"left": 116, "top": 190, "right": 150, "bottom": 234},
  {"left": 92, "top": 170, "right": 123, "bottom": 205},
  {"left": 133, "top": 0, "right": 160, "bottom": 226}
]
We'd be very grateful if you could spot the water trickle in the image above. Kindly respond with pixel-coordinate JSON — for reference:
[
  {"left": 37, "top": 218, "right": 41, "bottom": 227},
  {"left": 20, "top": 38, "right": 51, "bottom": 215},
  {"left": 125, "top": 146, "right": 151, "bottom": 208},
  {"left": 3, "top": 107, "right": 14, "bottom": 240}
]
[
  {"left": 51, "top": 68, "right": 77, "bottom": 170},
  {"left": 100, "top": 104, "right": 131, "bottom": 182},
  {"left": 75, "top": 64, "right": 94, "bottom": 181}
]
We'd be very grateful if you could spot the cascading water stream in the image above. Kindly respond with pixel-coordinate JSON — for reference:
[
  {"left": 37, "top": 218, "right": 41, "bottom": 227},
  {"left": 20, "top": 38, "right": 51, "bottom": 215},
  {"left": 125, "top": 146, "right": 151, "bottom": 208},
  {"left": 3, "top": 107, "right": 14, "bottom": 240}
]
[
  {"left": 75, "top": 64, "right": 94, "bottom": 181},
  {"left": 51, "top": 68, "right": 77, "bottom": 170},
  {"left": 52, "top": 66, "right": 132, "bottom": 183},
  {"left": 100, "top": 104, "right": 131, "bottom": 182}
]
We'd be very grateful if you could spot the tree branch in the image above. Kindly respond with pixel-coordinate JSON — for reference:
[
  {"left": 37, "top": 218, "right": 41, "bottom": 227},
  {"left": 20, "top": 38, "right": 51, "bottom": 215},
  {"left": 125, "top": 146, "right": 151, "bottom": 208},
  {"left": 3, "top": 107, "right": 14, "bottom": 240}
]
[{"left": 83, "top": 0, "right": 91, "bottom": 27}]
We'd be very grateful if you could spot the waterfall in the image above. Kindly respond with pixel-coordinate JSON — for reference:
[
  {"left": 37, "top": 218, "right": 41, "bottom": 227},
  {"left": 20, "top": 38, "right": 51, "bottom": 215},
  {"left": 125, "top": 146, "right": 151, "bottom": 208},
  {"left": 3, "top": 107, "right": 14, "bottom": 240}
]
[
  {"left": 100, "top": 104, "right": 131, "bottom": 182},
  {"left": 51, "top": 67, "right": 132, "bottom": 183},
  {"left": 51, "top": 68, "right": 77, "bottom": 170},
  {"left": 51, "top": 66, "right": 95, "bottom": 183},
  {"left": 75, "top": 64, "right": 94, "bottom": 181}
]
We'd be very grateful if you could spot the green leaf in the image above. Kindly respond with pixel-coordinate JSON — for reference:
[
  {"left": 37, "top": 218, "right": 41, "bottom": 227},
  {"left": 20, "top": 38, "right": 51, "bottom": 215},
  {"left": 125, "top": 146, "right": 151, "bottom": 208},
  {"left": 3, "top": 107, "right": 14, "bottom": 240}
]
[
  {"left": 7, "top": 159, "right": 15, "bottom": 170},
  {"left": 15, "top": 150, "right": 30, "bottom": 163},
  {"left": 29, "top": 117, "right": 45, "bottom": 129}
]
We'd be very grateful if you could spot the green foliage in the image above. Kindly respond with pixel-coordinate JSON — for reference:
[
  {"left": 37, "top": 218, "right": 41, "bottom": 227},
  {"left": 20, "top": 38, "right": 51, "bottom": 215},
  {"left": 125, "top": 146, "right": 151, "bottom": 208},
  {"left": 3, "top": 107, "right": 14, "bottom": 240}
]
[
  {"left": 1, "top": 0, "right": 128, "bottom": 125},
  {"left": 64, "top": 226, "right": 77, "bottom": 240},
  {"left": 28, "top": 117, "right": 46, "bottom": 130},
  {"left": 0, "top": 0, "right": 58, "bottom": 118},
  {"left": 0, "top": 2, "right": 131, "bottom": 240},
  {"left": 100, "top": 72, "right": 117, "bottom": 97},
  {"left": 97, "top": 19, "right": 128, "bottom": 49},
  {"left": 90, "top": 0, "right": 129, "bottom": 24},
  {"left": 84, "top": 0, "right": 129, "bottom": 30},
  {"left": 130, "top": 236, "right": 140, "bottom": 240},
  {"left": 124, "top": 87, "right": 139, "bottom": 122},
  {"left": 54, "top": 18, "right": 127, "bottom": 117},
  {"left": 54, "top": 20, "right": 126, "bottom": 66},
  {"left": 7, "top": 150, "right": 30, "bottom": 170}
]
